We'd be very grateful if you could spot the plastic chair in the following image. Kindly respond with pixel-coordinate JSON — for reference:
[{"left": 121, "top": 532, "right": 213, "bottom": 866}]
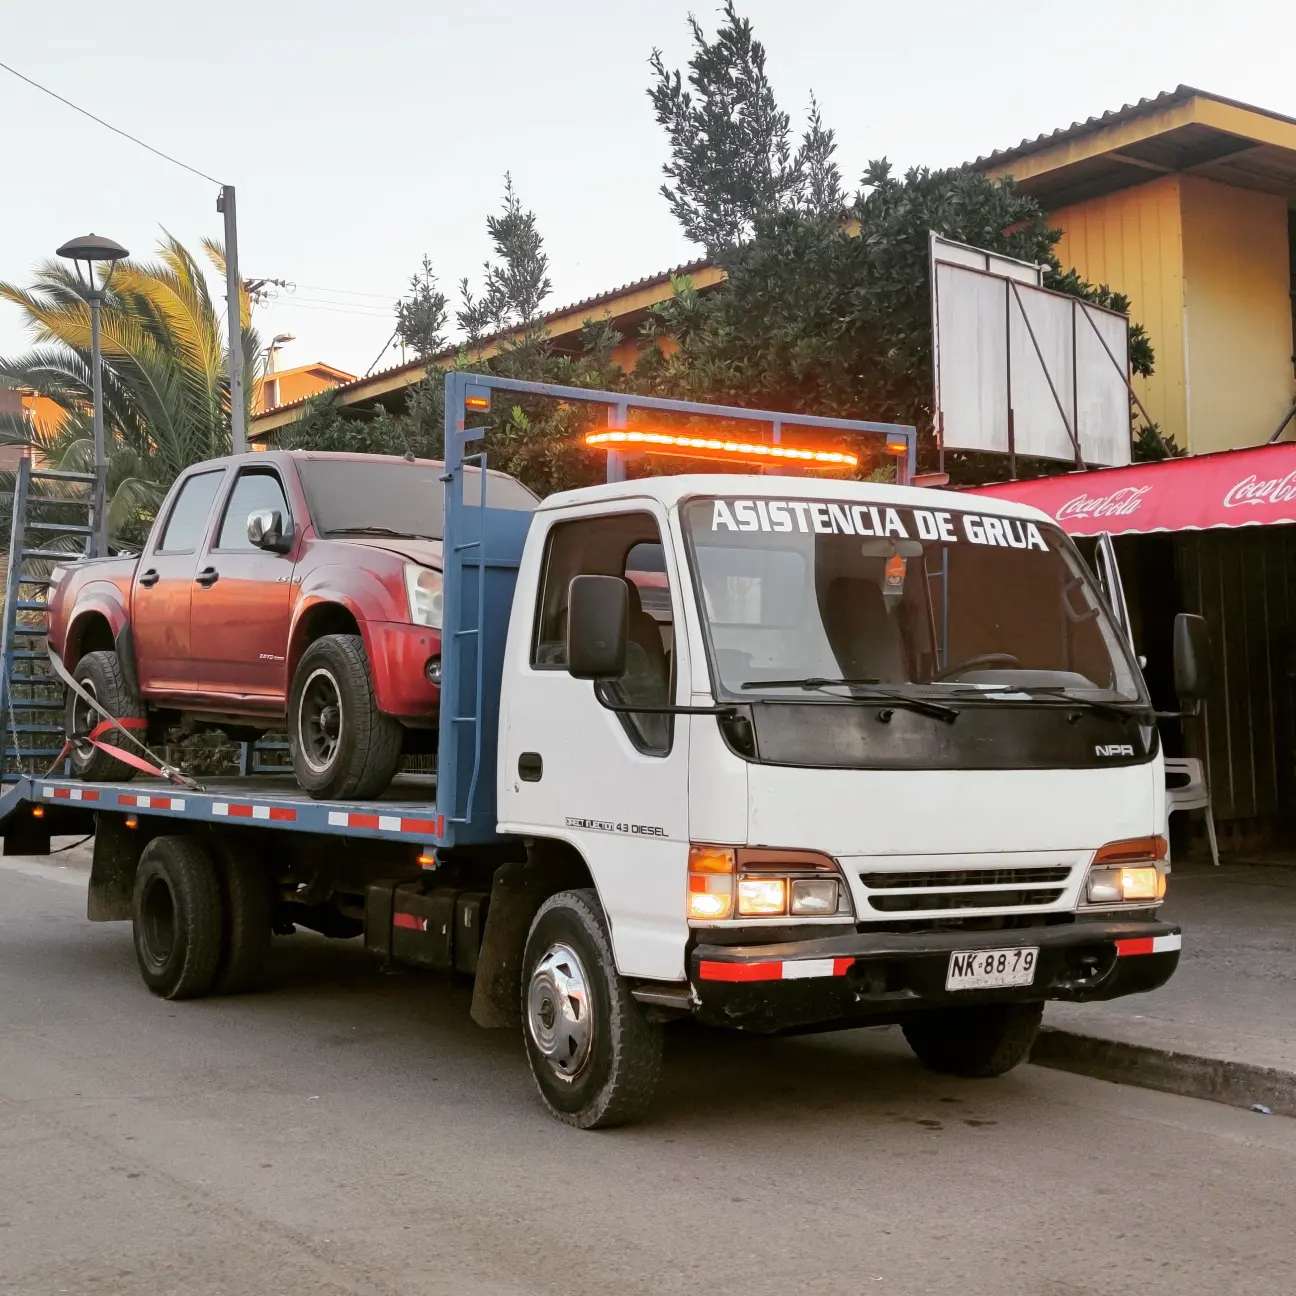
[{"left": 1164, "top": 757, "right": 1220, "bottom": 867}]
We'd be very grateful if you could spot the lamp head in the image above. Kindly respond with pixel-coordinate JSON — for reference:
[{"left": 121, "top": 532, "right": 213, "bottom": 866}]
[{"left": 56, "top": 233, "right": 129, "bottom": 287}]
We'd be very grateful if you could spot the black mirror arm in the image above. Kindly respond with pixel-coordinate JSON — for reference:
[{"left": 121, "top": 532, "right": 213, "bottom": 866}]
[
  {"left": 592, "top": 680, "right": 746, "bottom": 718},
  {"left": 1154, "top": 701, "right": 1203, "bottom": 721}
]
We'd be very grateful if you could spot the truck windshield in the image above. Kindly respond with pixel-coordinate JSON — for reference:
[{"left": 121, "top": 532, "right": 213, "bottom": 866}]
[
  {"left": 680, "top": 495, "right": 1142, "bottom": 705},
  {"left": 297, "top": 459, "right": 537, "bottom": 541}
]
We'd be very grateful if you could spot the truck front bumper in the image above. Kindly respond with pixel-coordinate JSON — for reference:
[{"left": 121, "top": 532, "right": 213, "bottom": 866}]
[{"left": 688, "top": 919, "right": 1180, "bottom": 1033}]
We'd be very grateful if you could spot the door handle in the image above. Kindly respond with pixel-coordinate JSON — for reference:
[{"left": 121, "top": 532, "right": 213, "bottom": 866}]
[
  {"left": 138, "top": 569, "right": 159, "bottom": 588},
  {"left": 195, "top": 567, "right": 219, "bottom": 588},
  {"left": 518, "top": 752, "right": 543, "bottom": 782}
]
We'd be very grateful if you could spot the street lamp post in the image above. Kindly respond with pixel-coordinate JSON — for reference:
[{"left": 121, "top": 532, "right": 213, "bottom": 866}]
[{"left": 56, "top": 233, "right": 129, "bottom": 558}]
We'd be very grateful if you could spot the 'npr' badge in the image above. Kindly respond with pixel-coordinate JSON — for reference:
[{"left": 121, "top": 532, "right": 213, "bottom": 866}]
[{"left": 1094, "top": 744, "right": 1135, "bottom": 757}]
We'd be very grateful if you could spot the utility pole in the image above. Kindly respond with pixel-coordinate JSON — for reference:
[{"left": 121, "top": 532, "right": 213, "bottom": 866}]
[{"left": 217, "top": 185, "right": 247, "bottom": 454}]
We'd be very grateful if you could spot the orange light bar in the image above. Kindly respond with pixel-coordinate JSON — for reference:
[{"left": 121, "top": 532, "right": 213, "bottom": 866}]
[
  {"left": 31, "top": 805, "right": 44, "bottom": 819},
  {"left": 885, "top": 438, "right": 910, "bottom": 455},
  {"left": 464, "top": 394, "right": 490, "bottom": 410},
  {"left": 586, "top": 429, "right": 857, "bottom": 469},
  {"left": 125, "top": 815, "right": 139, "bottom": 830}
]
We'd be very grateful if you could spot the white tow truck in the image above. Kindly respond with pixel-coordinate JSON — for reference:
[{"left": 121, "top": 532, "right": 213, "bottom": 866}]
[{"left": 0, "top": 374, "right": 1204, "bottom": 1127}]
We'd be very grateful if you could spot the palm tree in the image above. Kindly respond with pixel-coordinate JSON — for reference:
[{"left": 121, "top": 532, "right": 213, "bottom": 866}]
[{"left": 0, "top": 234, "right": 260, "bottom": 551}]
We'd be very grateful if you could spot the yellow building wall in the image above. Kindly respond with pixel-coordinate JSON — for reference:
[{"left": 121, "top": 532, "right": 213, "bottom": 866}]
[
  {"left": 1178, "top": 176, "right": 1295, "bottom": 453},
  {"left": 1049, "top": 175, "right": 1188, "bottom": 450}
]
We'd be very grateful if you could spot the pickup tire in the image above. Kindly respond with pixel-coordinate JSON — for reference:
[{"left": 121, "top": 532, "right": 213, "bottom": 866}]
[
  {"left": 67, "top": 649, "right": 147, "bottom": 782},
  {"left": 901, "top": 1001, "right": 1044, "bottom": 1078},
  {"left": 131, "top": 836, "right": 224, "bottom": 1000},
  {"left": 521, "top": 888, "right": 663, "bottom": 1129},
  {"left": 288, "top": 634, "right": 402, "bottom": 800}
]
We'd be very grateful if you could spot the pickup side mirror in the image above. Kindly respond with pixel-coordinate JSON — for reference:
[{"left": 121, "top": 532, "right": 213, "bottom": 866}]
[
  {"left": 247, "top": 508, "right": 292, "bottom": 554},
  {"left": 566, "top": 575, "right": 628, "bottom": 680},
  {"left": 1173, "top": 613, "right": 1211, "bottom": 708}
]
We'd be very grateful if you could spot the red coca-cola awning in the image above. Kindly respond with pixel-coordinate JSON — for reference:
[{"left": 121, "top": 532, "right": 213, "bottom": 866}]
[{"left": 971, "top": 442, "right": 1296, "bottom": 536}]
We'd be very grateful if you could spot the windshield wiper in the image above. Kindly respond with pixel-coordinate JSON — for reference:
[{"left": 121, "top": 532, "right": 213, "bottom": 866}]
[
  {"left": 326, "top": 526, "right": 437, "bottom": 541},
  {"left": 740, "top": 677, "right": 959, "bottom": 723},
  {"left": 956, "top": 684, "right": 1143, "bottom": 721}
]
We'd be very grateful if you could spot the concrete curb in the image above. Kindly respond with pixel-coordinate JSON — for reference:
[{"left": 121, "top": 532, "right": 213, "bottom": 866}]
[{"left": 1031, "top": 1026, "right": 1296, "bottom": 1117}]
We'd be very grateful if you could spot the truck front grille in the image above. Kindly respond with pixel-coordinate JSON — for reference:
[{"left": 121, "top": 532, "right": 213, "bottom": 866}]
[{"left": 857, "top": 864, "right": 1074, "bottom": 916}]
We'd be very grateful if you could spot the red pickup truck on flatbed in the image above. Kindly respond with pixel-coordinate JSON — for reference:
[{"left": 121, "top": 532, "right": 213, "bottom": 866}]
[{"left": 46, "top": 451, "right": 537, "bottom": 798}]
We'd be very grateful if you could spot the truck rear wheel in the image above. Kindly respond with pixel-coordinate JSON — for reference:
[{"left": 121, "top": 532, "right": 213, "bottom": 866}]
[
  {"left": 521, "top": 888, "right": 663, "bottom": 1129},
  {"left": 131, "top": 836, "right": 224, "bottom": 1000},
  {"left": 67, "top": 650, "right": 146, "bottom": 782},
  {"left": 288, "top": 634, "right": 402, "bottom": 800},
  {"left": 212, "top": 841, "right": 273, "bottom": 995},
  {"left": 902, "top": 1001, "right": 1043, "bottom": 1078}
]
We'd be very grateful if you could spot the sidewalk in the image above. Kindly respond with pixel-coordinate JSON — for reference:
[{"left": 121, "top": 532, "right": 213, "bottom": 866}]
[{"left": 1035, "top": 856, "right": 1296, "bottom": 1115}]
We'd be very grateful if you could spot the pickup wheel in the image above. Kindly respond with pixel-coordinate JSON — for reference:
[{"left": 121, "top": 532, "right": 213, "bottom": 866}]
[
  {"left": 521, "top": 888, "right": 663, "bottom": 1129},
  {"left": 67, "top": 649, "right": 147, "bottom": 782},
  {"left": 901, "top": 1001, "right": 1044, "bottom": 1078},
  {"left": 288, "top": 634, "right": 402, "bottom": 800},
  {"left": 131, "top": 836, "right": 224, "bottom": 1000}
]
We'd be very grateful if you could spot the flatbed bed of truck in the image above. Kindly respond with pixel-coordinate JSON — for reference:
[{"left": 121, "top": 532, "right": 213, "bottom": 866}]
[{"left": 5, "top": 772, "right": 447, "bottom": 849}]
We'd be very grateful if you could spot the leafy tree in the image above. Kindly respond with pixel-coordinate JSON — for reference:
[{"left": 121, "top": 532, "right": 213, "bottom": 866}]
[
  {"left": 644, "top": 7, "right": 1163, "bottom": 481},
  {"left": 648, "top": 2, "right": 842, "bottom": 251},
  {"left": 0, "top": 235, "right": 259, "bottom": 548}
]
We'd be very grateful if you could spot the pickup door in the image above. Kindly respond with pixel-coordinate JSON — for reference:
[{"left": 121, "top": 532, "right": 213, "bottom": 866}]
[
  {"left": 189, "top": 465, "right": 297, "bottom": 704},
  {"left": 133, "top": 468, "right": 227, "bottom": 694}
]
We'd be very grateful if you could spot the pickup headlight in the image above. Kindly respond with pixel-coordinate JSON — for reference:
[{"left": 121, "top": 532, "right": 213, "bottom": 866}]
[{"left": 404, "top": 564, "right": 443, "bottom": 629}]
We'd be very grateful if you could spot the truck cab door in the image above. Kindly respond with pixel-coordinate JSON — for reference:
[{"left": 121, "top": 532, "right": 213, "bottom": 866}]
[
  {"left": 498, "top": 504, "right": 691, "bottom": 981},
  {"left": 132, "top": 468, "right": 227, "bottom": 695},
  {"left": 1093, "top": 531, "right": 1135, "bottom": 653},
  {"left": 190, "top": 465, "right": 297, "bottom": 704}
]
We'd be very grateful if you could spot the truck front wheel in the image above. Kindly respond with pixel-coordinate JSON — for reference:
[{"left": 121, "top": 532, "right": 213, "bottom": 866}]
[
  {"left": 288, "top": 634, "right": 402, "bottom": 800},
  {"left": 67, "top": 650, "right": 146, "bottom": 782},
  {"left": 521, "top": 889, "right": 663, "bottom": 1129},
  {"left": 902, "top": 1001, "right": 1044, "bottom": 1078}
]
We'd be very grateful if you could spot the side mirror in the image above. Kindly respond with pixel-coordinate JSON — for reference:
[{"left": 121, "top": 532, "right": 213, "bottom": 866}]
[
  {"left": 1173, "top": 613, "right": 1211, "bottom": 707},
  {"left": 247, "top": 508, "right": 292, "bottom": 554},
  {"left": 566, "top": 575, "right": 628, "bottom": 680}
]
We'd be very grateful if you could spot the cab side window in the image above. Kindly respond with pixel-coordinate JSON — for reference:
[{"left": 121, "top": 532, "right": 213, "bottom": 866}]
[
  {"left": 215, "top": 470, "right": 291, "bottom": 551},
  {"left": 532, "top": 512, "right": 675, "bottom": 755},
  {"left": 156, "top": 470, "right": 224, "bottom": 554}
]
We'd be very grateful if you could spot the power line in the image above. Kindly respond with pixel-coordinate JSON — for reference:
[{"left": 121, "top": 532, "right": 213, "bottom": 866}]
[
  {"left": 291, "top": 283, "right": 401, "bottom": 301},
  {"left": 0, "top": 59, "right": 223, "bottom": 187}
]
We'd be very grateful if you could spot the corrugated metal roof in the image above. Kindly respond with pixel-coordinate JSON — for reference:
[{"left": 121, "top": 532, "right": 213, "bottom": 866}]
[
  {"left": 251, "top": 256, "right": 715, "bottom": 423},
  {"left": 970, "top": 85, "right": 1296, "bottom": 170}
]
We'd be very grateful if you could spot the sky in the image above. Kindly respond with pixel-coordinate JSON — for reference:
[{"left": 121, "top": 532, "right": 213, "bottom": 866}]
[{"left": 2, "top": 0, "right": 1293, "bottom": 380}]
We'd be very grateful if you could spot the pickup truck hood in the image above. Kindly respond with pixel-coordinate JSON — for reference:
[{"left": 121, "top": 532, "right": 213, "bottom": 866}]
[{"left": 332, "top": 537, "right": 444, "bottom": 569}]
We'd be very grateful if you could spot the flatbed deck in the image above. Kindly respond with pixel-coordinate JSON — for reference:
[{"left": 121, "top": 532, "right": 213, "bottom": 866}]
[{"left": 1, "top": 773, "right": 447, "bottom": 846}]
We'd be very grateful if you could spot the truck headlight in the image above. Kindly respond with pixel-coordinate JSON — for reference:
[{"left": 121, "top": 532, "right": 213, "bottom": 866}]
[
  {"left": 688, "top": 845, "right": 852, "bottom": 922},
  {"left": 404, "top": 564, "right": 443, "bottom": 629},
  {"left": 1085, "top": 836, "right": 1168, "bottom": 904}
]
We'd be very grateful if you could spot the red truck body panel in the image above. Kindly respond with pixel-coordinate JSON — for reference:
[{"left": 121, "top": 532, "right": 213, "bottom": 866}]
[{"left": 44, "top": 451, "right": 505, "bottom": 729}]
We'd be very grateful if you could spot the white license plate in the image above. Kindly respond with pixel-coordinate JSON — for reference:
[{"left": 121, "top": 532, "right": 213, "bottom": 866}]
[{"left": 946, "top": 946, "right": 1038, "bottom": 991}]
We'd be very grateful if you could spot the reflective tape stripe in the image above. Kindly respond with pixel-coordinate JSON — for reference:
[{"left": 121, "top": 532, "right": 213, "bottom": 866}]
[
  {"left": 393, "top": 912, "right": 428, "bottom": 931},
  {"left": 117, "top": 794, "right": 186, "bottom": 811},
  {"left": 42, "top": 786, "right": 98, "bottom": 802},
  {"left": 1115, "top": 933, "right": 1181, "bottom": 956},
  {"left": 698, "top": 956, "right": 855, "bottom": 983},
  {"left": 326, "top": 810, "right": 445, "bottom": 837},
  {"left": 212, "top": 802, "right": 295, "bottom": 822}
]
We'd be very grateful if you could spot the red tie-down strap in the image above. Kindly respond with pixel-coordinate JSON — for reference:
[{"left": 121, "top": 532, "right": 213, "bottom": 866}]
[{"left": 43, "top": 650, "right": 205, "bottom": 791}]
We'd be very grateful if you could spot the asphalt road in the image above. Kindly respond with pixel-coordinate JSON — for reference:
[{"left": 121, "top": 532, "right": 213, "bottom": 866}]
[{"left": 2, "top": 855, "right": 1294, "bottom": 1296}]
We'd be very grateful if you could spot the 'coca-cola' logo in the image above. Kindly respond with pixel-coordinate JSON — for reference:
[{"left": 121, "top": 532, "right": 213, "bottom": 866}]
[
  {"left": 1223, "top": 472, "right": 1296, "bottom": 509},
  {"left": 1056, "top": 485, "right": 1150, "bottom": 521}
]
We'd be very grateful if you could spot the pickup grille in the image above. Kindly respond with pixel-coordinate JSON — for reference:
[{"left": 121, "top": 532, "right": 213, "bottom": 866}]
[{"left": 857, "top": 864, "right": 1074, "bottom": 916}]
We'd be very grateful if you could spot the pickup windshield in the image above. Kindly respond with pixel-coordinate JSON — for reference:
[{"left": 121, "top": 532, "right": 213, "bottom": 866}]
[
  {"left": 297, "top": 459, "right": 537, "bottom": 541},
  {"left": 680, "top": 495, "right": 1143, "bottom": 706}
]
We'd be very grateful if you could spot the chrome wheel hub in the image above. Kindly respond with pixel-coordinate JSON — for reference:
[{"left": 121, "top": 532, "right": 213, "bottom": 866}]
[{"left": 527, "top": 942, "right": 594, "bottom": 1083}]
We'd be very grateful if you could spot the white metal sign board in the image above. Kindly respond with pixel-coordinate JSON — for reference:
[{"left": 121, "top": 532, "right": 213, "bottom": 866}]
[{"left": 930, "top": 234, "right": 1132, "bottom": 467}]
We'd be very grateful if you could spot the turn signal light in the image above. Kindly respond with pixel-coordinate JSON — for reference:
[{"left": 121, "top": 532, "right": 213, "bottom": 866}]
[
  {"left": 1093, "top": 835, "right": 1167, "bottom": 864},
  {"left": 688, "top": 844, "right": 735, "bottom": 921},
  {"left": 688, "top": 845, "right": 851, "bottom": 923}
]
